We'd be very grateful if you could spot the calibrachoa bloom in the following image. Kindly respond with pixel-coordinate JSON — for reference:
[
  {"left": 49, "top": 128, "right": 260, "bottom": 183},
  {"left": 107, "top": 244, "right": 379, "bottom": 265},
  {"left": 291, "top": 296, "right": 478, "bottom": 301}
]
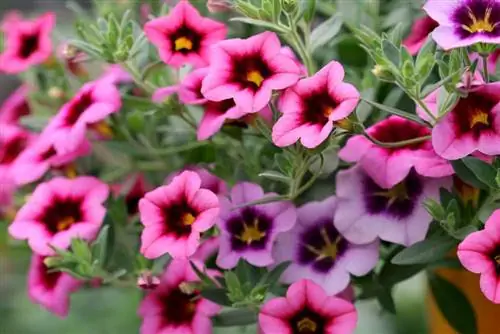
[
  {"left": 420, "top": 83, "right": 500, "bottom": 160},
  {"left": 139, "top": 170, "right": 220, "bottom": 259},
  {"left": 138, "top": 259, "right": 221, "bottom": 334},
  {"left": 8, "top": 176, "right": 109, "bottom": 255},
  {"left": 216, "top": 182, "right": 296, "bottom": 269},
  {"left": 112, "top": 174, "right": 150, "bottom": 215},
  {"left": 202, "top": 31, "right": 302, "bottom": 115},
  {"left": 144, "top": 0, "right": 227, "bottom": 68},
  {"left": 272, "top": 61, "right": 360, "bottom": 149},
  {"left": 273, "top": 197, "right": 379, "bottom": 295},
  {"left": 339, "top": 116, "right": 453, "bottom": 188},
  {"left": 45, "top": 79, "right": 121, "bottom": 153},
  {"left": 0, "top": 12, "right": 55, "bottom": 73},
  {"left": 166, "top": 166, "right": 227, "bottom": 196},
  {"left": 259, "top": 279, "right": 357, "bottom": 334},
  {"left": 335, "top": 165, "right": 451, "bottom": 246},
  {"left": 11, "top": 133, "right": 90, "bottom": 185},
  {"left": 0, "top": 85, "right": 30, "bottom": 124},
  {"left": 458, "top": 209, "right": 500, "bottom": 303},
  {"left": 403, "top": 15, "right": 439, "bottom": 55},
  {"left": 28, "top": 254, "right": 81, "bottom": 317},
  {"left": 0, "top": 124, "right": 33, "bottom": 175},
  {"left": 424, "top": 0, "right": 500, "bottom": 50}
]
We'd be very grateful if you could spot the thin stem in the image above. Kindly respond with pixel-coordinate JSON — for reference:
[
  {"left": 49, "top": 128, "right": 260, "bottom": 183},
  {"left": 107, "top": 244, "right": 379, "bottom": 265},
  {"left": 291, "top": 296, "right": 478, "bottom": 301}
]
[
  {"left": 284, "top": 13, "right": 315, "bottom": 75},
  {"left": 482, "top": 54, "right": 490, "bottom": 83},
  {"left": 121, "top": 61, "right": 156, "bottom": 95},
  {"left": 363, "top": 131, "right": 431, "bottom": 148},
  {"left": 293, "top": 154, "right": 324, "bottom": 199},
  {"left": 413, "top": 95, "right": 438, "bottom": 124}
]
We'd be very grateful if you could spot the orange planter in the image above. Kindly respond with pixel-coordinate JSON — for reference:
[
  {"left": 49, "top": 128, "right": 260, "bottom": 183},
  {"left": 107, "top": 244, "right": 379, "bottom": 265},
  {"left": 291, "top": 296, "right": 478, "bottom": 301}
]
[{"left": 429, "top": 268, "right": 500, "bottom": 334}]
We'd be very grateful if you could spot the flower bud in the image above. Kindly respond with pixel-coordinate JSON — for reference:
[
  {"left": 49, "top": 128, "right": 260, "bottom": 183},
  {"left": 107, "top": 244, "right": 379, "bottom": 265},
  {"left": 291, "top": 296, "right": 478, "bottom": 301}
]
[
  {"left": 281, "top": 0, "right": 298, "bottom": 13},
  {"left": 137, "top": 271, "right": 160, "bottom": 290},
  {"left": 371, "top": 65, "right": 395, "bottom": 82},
  {"left": 207, "top": 0, "right": 232, "bottom": 13},
  {"left": 48, "top": 87, "right": 65, "bottom": 100},
  {"left": 335, "top": 118, "right": 353, "bottom": 132}
]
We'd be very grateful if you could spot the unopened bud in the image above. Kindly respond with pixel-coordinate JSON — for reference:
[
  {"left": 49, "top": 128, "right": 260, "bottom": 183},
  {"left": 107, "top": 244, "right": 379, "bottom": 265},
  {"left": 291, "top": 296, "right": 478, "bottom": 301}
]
[
  {"left": 43, "top": 256, "right": 62, "bottom": 268},
  {"left": 48, "top": 87, "right": 65, "bottom": 100},
  {"left": 61, "top": 44, "right": 78, "bottom": 59},
  {"left": 371, "top": 65, "right": 395, "bottom": 82},
  {"left": 282, "top": 0, "right": 298, "bottom": 13},
  {"left": 137, "top": 271, "right": 160, "bottom": 290},
  {"left": 335, "top": 118, "right": 353, "bottom": 132},
  {"left": 207, "top": 0, "right": 232, "bottom": 13}
]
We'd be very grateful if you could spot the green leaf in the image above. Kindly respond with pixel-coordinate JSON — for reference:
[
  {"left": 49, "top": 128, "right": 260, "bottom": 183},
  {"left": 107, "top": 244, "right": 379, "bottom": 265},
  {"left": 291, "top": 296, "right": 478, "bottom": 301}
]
[
  {"left": 361, "top": 98, "right": 429, "bottom": 126},
  {"left": 310, "top": 14, "right": 343, "bottom": 52},
  {"left": 272, "top": 0, "right": 282, "bottom": 22},
  {"left": 382, "top": 39, "right": 400, "bottom": 66},
  {"left": 71, "top": 238, "right": 92, "bottom": 263},
  {"left": 462, "top": 157, "right": 498, "bottom": 189},
  {"left": 391, "top": 236, "right": 457, "bottom": 265},
  {"left": 258, "top": 171, "right": 291, "bottom": 184},
  {"left": 190, "top": 261, "right": 215, "bottom": 287},
  {"left": 451, "top": 159, "right": 489, "bottom": 190},
  {"left": 423, "top": 198, "right": 446, "bottom": 221},
  {"left": 422, "top": 67, "right": 467, "bottom": 97},
  {"left": 377, "top": 288, "right": 396, "bottom": 314},
  {"left": 225, "top": 271, "right": 241, "bottom": 294},
  {"left": 260, "top": 261, "right": 291, "bottom": 287},
  {"left": 91, "top": 226, "right": 110, "bottom": 266},
  {"left": 416, "top": 37, "right": 436, "bottom": 67},
  {"left": 230, "top": 17, "right": 288, "bottom": 33},
  {"left": 429, "top": 274, "right": 477, "bottom": 334},
  {"left": 212, "top": 309, "right": 258, "bottom": 327},
  {"left": 300, "top": 0, "right": 316, "bottom": 23},
  {"left": 200, "top": 288, "right": 233, "bottom": 307},
  {"left": 378, "top": 262, "right": 425, "bottom": 287},
  {"left": 439, "top": 188, "right": 455, "bottom": 207}
]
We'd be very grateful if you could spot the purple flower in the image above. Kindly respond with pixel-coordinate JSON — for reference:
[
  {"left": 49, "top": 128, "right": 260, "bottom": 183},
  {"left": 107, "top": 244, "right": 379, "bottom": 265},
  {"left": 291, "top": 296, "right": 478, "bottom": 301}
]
[
  {"left": 216, "top": 182, "right": 296, "bottom": 269},
  {"left": 335, "top": 165, "right": 451, "bottom": 247},
  {"left": 273, "top": 197, "right": 379, "bottom": 296},
  {"left": 424, "top": 0, "right": 500, "bottom": 50}
]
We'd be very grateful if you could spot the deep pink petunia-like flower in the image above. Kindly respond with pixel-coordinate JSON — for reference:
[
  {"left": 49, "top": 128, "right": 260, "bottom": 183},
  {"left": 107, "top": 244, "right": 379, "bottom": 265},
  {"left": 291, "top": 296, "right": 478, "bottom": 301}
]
[
  {"left": 45, "top": 79, "right": 121, "bottom": 153},
  {"left": 166, "top": 166, "right": 228, "bottom": 196},
  {"left": 339, "top": 116, "right": 453, "bottom": 189},
  {"left": 139, "top": 170, "right": 220, "bottom": 259},
  {"left": 273, "top": 197, "right": 378, "bottom": 295},
  {"left": 259, "top": 279, "right": 357, "bottom": 334},
  {"left": 0, "top": 12, "right": 55, "bottom": 73},
  {"left": 28, "top": 254, "right": 82, "bottom": 317},
  {"left": 335, "top": 165, "right": 451, "bottom": 246},
  {"left": 216, "top": 182, "right": 296, "bottom": 269},
  {"left": 0, "top": 123, "right": 33, "bottom": 173},
  {"left": 144, "top": 0, "right": 227, "bottom": 68},
  {"left": 403, "top": 15, "right": 439, "bottom": 55},
  {"left": 419, "top": 83, "right": 500, "bottom": 160},
  {"left": 0, "top": 85, "right": 31, "bottom": 124},
  {"left": 112, "top": 174, "right": 150, "bottom": 216},
  {"left": 423, "top": 0, "right": 500, "bottom": 50},
  {"left": 11, "top": 132, "right": 90, "bottom": 185},
  {"left": 458, "top": 209, "right": 500, "bottom": 303},
  {"left": 8, "top": 176, "right": 109, "bottom": 255},
  {"left": 139, "top": 259, "right": 221, "bottom": 334},
  {"left": 272, "top": 61, "right": 360, "bottom": 149},
  {"left": 202, "top": 31, "right": 302, "bottom": 115}
]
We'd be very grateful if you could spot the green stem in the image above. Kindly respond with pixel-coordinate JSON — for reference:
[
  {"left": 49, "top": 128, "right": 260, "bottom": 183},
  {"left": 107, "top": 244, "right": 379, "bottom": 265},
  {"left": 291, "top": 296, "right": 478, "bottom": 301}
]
[
  {"left": 292, "top": 154, "right": 324, "bottom": 199},
  {"left": 413, "top": 95, "right": 438, "bottom": 124},
  {"left": 363, "top": 132, "right": 432, "bottom": 148},
  {"left": 121, "top": 61, "right": 156, "bottom": 95},
  {"left": 284, "top": 13, "right": 315, "bottom": 75},
  {"left": 482, "top": 54, "right": 490, "bottom": 83}
]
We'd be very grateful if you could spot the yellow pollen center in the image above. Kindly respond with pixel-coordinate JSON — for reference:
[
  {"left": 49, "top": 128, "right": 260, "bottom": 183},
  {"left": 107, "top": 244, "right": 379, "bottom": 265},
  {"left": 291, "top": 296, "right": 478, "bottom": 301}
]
[
  {"left": 323, "top": 106, "right": 334, "bottom": 118},
  {"left": 306, "top": 228, "right": 342, "bottom": 261},
  {"left": 181, "top": 213, "right": 196, "bottom": 226},
  {"left": 374, "top": 182, "right": 409, "bottom": 207},
  {"left": 237, "top": 218, "right": 266, "bottom": 245},
  {"left": 470, "top": 109, "right": 489, "bottom": 128},
  {"left": 92, "top": 121, "right": 113, "bottom": 138},
  {"left": 297, "top": 317, "right": 317, "bottom": 332},
  {"left": 246, "top": 70, "right": 264, "bottom": 87},
  {"left": 174, "top": 37, "right": 193, "bottom": 51},
  {"left": 494, "top": 254, "right": 500, "bottom": 265},
  {"left": 57, "top": 216, "right": 75, "bottom": 231},
  {"left": 462, "top": 7, "right": 498, "bottom": 33},
  {"left": 64, "top": 164, "right": 78, "bottom": 179}
]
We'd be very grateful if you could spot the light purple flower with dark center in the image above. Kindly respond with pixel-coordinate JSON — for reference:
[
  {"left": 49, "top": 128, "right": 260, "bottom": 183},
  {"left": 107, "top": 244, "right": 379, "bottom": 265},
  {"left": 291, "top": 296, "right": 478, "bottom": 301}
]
[
  {"left": 216, "top": 182, "right": 296, "bottom": 269},
  {"left": 424, "top": 0, "right": 500, "bottom": 50},
  {"left": 334, "top": 165, "right": 451, "bottom": 247},
  {"left": 273, "top": 197, "right": 379, "bottom": 296}
]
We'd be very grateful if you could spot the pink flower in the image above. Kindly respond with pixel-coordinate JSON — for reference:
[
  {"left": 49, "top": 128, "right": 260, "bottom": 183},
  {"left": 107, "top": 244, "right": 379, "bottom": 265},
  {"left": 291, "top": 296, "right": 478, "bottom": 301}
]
[
  {"left": 339, "top": 116, "right": 452, "bottom": 189},
  {"left": 0, "top": 123, "right": 33, "bottom": 173},
  {"left": 98, "top": 64, "right": 133, "bottom": 86},
  {"left": 202, "top": 31, "right": 302, "bottom": 115},
  {"left": 207, "top": 0, "right": 232, "bottom": 13},
  {"left": 138, "top": 259, "right": 221, "bottom": 334},
  {"left": 458, "top": 209, "right": 500, "bottom": 303},
  {"left": 0, "top": 12, "right": 55, "bottom": 73},
  {"left": 166, "top": 166, "right": 227, "bottom": 196},
  {"left": 192, "top": 236, "right": 220, "bottom": 262},
  {"left": 420, "top": 83, "right": 500, "bottom": 160},
  {"left": 28, "top": 254, "right": 81, "bottom": 317},
  {"left": 403, "top": 15, "right": 439, "bottom": 55},
  {"left": 0, "top": 85, "right": 31, "bottom": 124},
  {"left": 8, "top": 176, "right": 109, "bottom": 255},
  {"left": 216, "top": 182, "right": 296, "bottom": 269},
  {"left": 144, "top": 0, "right": 227, "bottom": 68},
  {"left": 272, "top": 61, "right": 360, "bottom": 148},
  {"left": 259, "top": 279, "right": 357, "bottom": 334},
  {"left": 11, "top": 132, "right": 90, "bottom": 185},
  {"left": 273, "top": 197, "right": 378, "bottom": 295},
  {"left": 139, "top": 170, "right": 220, "bottom": 259},
  {"left": 112, "top": 174, "right": 150, "bottom": 215},
  {"left": 335, "top": 165, "right": 451, "bottom": 246}
]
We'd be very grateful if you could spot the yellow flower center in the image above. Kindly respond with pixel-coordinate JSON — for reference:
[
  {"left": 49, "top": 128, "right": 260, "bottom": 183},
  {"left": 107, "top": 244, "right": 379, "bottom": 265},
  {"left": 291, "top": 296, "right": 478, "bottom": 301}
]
[
  {"left": 181, "top": 213, "right": 196, "bottom": 226},
  {"left": 306, "top": 228, "right": 342, "bottom": 261},
  {"left": 236, "top": 218, "right": 266, "bottom": 245},
  {"left": 246, "top": 70, "right": 264, "bottom": 87},
  {"left": 462, "top": 7, "right": 498, "bottom": 33},
  {"left": 174, "top": 37, "right": 193, "bottom": 51},
  {"left": 470, "top": 109, "right": 489, "bottom": 128},
  {"left": 57, "top": 216, "right": 75, "bottom": 231},
  {"left": 92, "top": 121, "right": 114, "bottom": 138},
  {"left": 297, "top": 317, "right": 317, "bottom": 332},
  {"left": 323, "top": 106, "right": 334, "bottom": 118},
  {"left": 64, "top": 164, "right": 78, "bottom": 179},
  {"left": 373, "top": 182, "right": 409, "bottom": 207}
]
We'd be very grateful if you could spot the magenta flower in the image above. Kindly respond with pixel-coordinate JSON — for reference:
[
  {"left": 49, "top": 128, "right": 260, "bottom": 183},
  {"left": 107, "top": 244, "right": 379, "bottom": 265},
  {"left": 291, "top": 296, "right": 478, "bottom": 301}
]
[
  {"left": 259, "top": 279, "right": 357, "bottom": 334},
  {"left": 11, "top": 133, "right": 90, "bottom": 185},
  {"left": 0, "top": 124, "right": 33, "bottom": 173},
  {"left": 138, "top": 259, "right": 221, "bottom": 334},
  {"left": 0, "top": 12, "right": 55, "bottom": 73},
  {"left": 403, "top": 15, "right": 439, "bottom": 55},
  {"left": 339, "top": 116, "right": 453, "bottom": 189},
  {"left": 0, "top": 85, "right": 31, "bottom": 124},
  {"left": 28, "top": 254, "right": 81, "bottom": 317},
  {"left": 112, "top": 174, "right": 150, "bottom": 215},
  {"left": 139, "top": 170, "right": 220, "bottom": 259},
  {"left": 335, "top": 165, "right": 451, "bottom": 246},
  {"left": 202, "top": 31, "right": 302, "bottom": 115},
  {"left": 423, "top": 0, "right": 500, "bottom": 50},
  {"left": 144, "top": 0, "right": 227, "bottom": 68},
  {"left": 458, "top": 209, "right": 500, "bottom": 303},
  {"left": 192, "top": 236, "right": 220, "bottom": 262},
  {"left": 216, "top": 182, "right": 296, "bottom": 269},
  {"left": 166, "top": 166, "right": 228, "bottom": 196},
  {"left": 8, "top": 176, "right": 109, "bottom": 255},
  {"left": 420, "top": 83, "right": 500, "bottom": 160},
  {"left": 273, "top": 197, "right": 378, "bottom": 295},
  {"left": 272, "top": 61, "right": 360, "bottom": 149}
]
